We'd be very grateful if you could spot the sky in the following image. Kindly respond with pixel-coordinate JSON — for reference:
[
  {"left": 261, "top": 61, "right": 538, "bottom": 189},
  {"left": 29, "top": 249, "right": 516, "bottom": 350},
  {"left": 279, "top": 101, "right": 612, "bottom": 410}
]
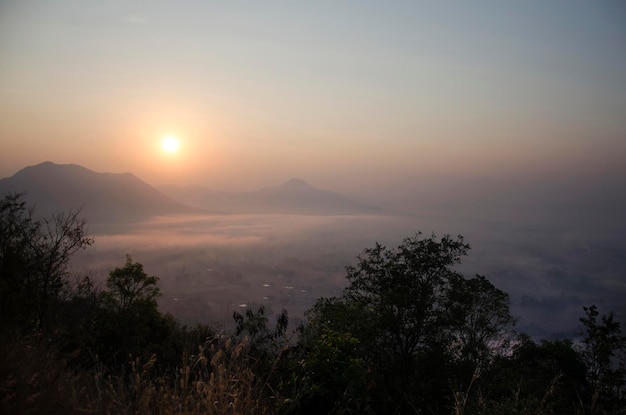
[{"left": 1, "top": 1, "right": 625, "bottom": 194}]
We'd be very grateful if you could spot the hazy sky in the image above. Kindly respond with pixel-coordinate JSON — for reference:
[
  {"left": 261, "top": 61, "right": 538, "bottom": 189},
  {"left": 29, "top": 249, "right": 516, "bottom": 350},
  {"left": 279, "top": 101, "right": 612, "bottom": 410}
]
[{"left": 1, "top": 1, "right": 625, "bottom": 193}]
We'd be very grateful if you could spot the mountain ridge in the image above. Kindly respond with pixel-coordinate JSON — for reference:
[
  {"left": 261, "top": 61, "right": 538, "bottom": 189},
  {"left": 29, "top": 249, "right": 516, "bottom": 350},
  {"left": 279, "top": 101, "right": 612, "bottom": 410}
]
[
  {"left": 0, "top": 162, "right": 383, "bottom": 222},
  {"left": 159, "top": 179, "right": 383, "bottom": 215},
  {"left": 0, "top": 162, "right": 198, "bottom": 224}
]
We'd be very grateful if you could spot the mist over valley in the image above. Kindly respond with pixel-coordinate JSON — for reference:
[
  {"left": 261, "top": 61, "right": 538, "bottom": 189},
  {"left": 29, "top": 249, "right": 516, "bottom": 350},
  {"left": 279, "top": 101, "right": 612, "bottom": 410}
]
[
  {"left": 3, "top": 161, "right": 623, "bottom": 337},
  {"left": 3, "top": 3, "right": 626, "bottom": 411}
]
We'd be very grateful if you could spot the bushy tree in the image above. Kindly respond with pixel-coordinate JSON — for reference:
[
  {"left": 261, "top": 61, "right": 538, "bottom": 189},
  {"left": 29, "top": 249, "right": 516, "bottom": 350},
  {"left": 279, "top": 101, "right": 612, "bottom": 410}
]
[
  {"left": 579, "top": 305, "right": 626, "bottom": 412},
  {"left": 446, "top": 274, "right": 516, "bottom": 380},
  {"left": 105, "top": 254, "right": 160, "bottom": 312},
  {"left": 300, "top": 233, "right": 515, "bottom": 413},
  {"left": 57, "top": 256, "right": 204, "bottom": 373},
  {"left": 0, "top": 193, "right": 93, "bottom": 330},
  {"left": 232, "top": 306, "right": 293, "bottom": 404},
  {"left": 296, "top": 298, "right": 370, "bottom": 414},
  {"left": 479, "top": 335, "right": 588, "bottom": 414},
  {"left": 91, "top": 255, "right": 173, "bottom": 367},
  {"left": 233, "top": 305, "right": 289, "bottom": 352}
]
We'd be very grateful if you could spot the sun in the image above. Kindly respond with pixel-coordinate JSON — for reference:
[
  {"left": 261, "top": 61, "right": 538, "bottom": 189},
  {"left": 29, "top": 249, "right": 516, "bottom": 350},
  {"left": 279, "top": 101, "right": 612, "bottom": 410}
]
[{"left": 161, "top": 135, "right": 180, "bottom": 153}]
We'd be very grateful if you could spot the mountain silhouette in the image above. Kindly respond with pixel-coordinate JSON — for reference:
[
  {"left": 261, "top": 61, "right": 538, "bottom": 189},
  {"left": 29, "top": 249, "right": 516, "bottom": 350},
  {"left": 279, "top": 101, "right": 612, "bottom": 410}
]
[
  {"left": 0, "top": 162, "right": 196, "bottom": 224},
  {"left": 160, "top": 178, "right": 382, "bottom": 215},
  {"left": 278, "top": 178, "right": 313, "bottom": 189}
]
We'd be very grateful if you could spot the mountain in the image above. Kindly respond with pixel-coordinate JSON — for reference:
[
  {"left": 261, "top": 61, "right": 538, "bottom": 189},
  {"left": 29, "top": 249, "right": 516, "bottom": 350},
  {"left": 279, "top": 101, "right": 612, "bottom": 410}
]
[
  {"left": 159, "top": 178, "right": 383, "bottom": 215},
  {"left": 0, "top": 162, "right": 196, "bottom": 224}
]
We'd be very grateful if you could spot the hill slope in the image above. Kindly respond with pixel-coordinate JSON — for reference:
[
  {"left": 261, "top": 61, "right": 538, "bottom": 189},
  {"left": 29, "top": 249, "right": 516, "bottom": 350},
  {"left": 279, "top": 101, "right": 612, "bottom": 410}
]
[
  {"left": 0, "top": 162, "right": 195, "bottom": 223},
  {"left": 160, "top": 178, "right": 382, "bottom": 215}
]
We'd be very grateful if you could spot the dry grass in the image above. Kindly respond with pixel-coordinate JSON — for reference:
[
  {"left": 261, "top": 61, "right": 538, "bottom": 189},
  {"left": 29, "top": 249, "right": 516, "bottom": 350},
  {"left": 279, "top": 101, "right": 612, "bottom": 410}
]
[
  {"left": 469, "top": 374, "right": 569, "bottom": 415},
  {"left": 99, "top": 337, "right": 274, "bottom": 415},
  {"left": 0, "top": 333, "right": 96, "bottom": 415},
  {"left": 1, "top": 335, "right": 277, "bottom": 415}
]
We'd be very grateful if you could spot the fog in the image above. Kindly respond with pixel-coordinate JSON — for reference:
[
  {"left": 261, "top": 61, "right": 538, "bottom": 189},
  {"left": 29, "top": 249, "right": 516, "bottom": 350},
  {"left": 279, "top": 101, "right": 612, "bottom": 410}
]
[
  {"left": 72, "top": 209, "right": 626, "bottom": 338},
  {"left": 5, "top": 162, "right": 624, "bottom": 338},
  {"left": 2, "top": 0, "right": 625, "bottom": 349}
]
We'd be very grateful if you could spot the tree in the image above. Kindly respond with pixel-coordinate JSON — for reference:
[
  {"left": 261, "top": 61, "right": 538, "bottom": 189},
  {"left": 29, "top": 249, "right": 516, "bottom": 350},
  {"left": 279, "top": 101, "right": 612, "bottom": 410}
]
[
  {"left": 233, "top": 305, "right": 289, "bottom": 347},
  {"left": 105, "top": 254, "right": 160, "bottom": 312},
  {"left": 479, "top": 335, "right": 588, "bottom": 414},
  {"left": 343, "top": 233, "right": 470, "bottom": 412},
  {"left": 446, "top": 274, "right": 516, "bottom": 370},
  {"left": 344, "top": 233, "right": 469, "bottom": 355},
  {"left": 0, "top": 193, "right": 38, "bottom": 326},
  {"left": 91, "top": 256, "right": 173, "bottom": 367},
  {"left": 296, "top": 298, "right": 370, "bottom": 414},
  {"left": 232, "top": 306, "right": 292, "bottom": 402},
  {"left": 579, "top": 305, "right": 626, "bottom": 412},
  {"left": 301, "top": 233, "right": 514, "bottom": 413},
  {"left": 0, "top": 193, "right": 93, "bottom": 329}
]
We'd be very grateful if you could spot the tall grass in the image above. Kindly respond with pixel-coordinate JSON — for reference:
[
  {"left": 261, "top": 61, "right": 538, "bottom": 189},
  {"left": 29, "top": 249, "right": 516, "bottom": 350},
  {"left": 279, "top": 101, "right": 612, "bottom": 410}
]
[
  {"left": 1, "top": 335, "right": 278, "bottom": 415},
  {"left": 0, "top": 333, "right": 96, "bottom": 414}
]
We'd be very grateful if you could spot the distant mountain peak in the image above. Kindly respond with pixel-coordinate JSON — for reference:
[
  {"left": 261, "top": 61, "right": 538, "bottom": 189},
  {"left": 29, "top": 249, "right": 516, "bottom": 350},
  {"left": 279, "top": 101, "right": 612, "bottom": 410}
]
[
  {"left": 1, "top": 161, "right": 196, "bottom": 224},
  {"left": 281, "top": 178, "right": 313, "bottom": 189},
  {"left": 33, "top": 161, "right": 79, "bottom": 168},
  {"left": 159, "top": 178, "right": 382, "bottom": 215},
  {"left": 20, "top": 161, "right": 83, "bottom": 171}
]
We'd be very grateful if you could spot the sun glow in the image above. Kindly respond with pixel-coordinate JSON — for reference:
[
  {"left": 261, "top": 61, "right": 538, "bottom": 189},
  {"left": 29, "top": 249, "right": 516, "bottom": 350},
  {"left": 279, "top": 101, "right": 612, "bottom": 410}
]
[{"left": 161, "top": 136, "right": 180, "bottom": 153}]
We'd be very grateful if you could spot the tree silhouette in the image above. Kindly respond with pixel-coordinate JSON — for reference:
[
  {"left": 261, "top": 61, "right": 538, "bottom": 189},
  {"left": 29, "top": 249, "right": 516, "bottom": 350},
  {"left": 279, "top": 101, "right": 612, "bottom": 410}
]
[
  {"left": 580, "top": 305, "right": 626, "bottom": 412},
  {"left": 302, "top": 233, "right": 514, "bottom": 413},
  {"left": 0, "top": 193, "right": 93, "bottom": 329},
  {"left": 105, "top": 254, "right": 160, "bottom": 313}
]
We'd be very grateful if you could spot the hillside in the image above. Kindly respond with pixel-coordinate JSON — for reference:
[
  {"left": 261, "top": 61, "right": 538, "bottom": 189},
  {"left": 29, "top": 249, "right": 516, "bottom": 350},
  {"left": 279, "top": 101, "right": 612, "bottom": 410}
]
[
  {"left": 159, "top": 178, "right": 383, "bottom": 215},
  {"left": 0, "top": 162, "right": 196, "bottom": 224}
]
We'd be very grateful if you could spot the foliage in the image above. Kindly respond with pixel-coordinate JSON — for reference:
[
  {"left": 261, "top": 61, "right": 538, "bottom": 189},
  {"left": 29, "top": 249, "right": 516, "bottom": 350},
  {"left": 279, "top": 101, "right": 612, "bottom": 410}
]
[
  {"left": 446, "top": 273, "right": 516, "bottom": 385},
  {"left": 89, "top": 256, "right": 177, "bottom": 369},
  {"left": 343, "top": 233, "right": 469, "bottom": 360},
  {"left": 301, "top": 233, "right": 516, "bottom": 413},
  {"left": 293, "top": 297, "right": 371, "bottom": 413},
  {"left": 105, "top": 254, "right": 161, "bottom": 312},
  {"left": 232, "top": 305, "right": 295, "bottom": 410},
  {"left": 0, "top": 193, "right": 93, "bottom": 330},
  {"left": 579, "top": 305, "right": 626, "bottom": 413},
  {"left": 3, "top": 195, "right": 626, "bottom": 414},
  {"left": 296, "top": 321, "right": 370, "bottom": 414},
  {"left": 0, "top": 334, "right": 272, "bottom": 415},
  {"left": 0, "top": 334, "right": 99, "bottom": 415},
  {"left": 477, "top": 335, "right": 588, "bottom": 414}
]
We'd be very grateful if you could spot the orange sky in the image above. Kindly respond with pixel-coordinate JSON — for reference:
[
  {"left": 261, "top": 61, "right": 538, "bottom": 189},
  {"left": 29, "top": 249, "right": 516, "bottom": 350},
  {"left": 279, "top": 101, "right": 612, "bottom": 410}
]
[{"left": 1, "top": 1, "right": 625, "bottom": 194}]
